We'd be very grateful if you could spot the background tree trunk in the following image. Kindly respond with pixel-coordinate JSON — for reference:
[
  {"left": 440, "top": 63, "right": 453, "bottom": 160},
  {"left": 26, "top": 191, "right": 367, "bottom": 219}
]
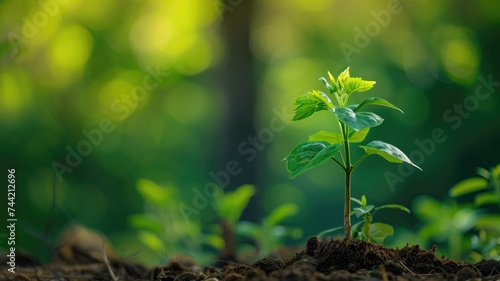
[{"left": 218, "top": 1, "right": 258, "bottom": 196}]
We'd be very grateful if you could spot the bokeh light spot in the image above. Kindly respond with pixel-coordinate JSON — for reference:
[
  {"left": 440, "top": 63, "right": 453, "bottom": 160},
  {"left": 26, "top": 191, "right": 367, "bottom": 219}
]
[
  {"left": 0, "top": 70, "right": 32, "bottom": 121},
  {"left": 48, "top": 24, "right": 93, "bottom": 85},
  {"left": 433, "top": 26, "right": 479, "bottom": 85}
]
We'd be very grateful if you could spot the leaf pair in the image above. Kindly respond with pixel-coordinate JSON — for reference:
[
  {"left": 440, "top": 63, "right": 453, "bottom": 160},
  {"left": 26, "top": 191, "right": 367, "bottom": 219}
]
[{"left": 285, "top": 140, "right": 421, "bottom": 179}]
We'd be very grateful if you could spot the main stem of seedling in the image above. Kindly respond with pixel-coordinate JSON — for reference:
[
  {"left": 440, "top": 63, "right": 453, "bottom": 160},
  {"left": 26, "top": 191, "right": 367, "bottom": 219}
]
[{"left": 341, "top": 123, "right": 352, "bottom": 240}]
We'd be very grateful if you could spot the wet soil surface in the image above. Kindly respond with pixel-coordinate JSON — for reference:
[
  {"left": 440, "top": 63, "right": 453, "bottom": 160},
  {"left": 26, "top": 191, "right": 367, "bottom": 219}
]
[{"left": 2, "top": 237, "right": 500, "bottom": 280}]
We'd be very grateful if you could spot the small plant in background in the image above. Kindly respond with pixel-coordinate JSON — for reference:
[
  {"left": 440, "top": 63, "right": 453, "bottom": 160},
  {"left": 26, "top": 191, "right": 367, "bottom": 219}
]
[
  {"left": 449, "top": 163, "right": 500, "bottom": 260},
  {"left": 129, "top": 179, "right": 208, "bottom": 264},
  {"left": 238, "top": 202, "right": 302, "bottom": 259},
  {"left": 412, "top": 163, "right": 500, "bottom": 261},
  {"left": 285, "top": 67, "right": 421, "bottom": 240},
  {"left": 213, "top": 184, "right": 302, "bottom": 260},
  {"left": 213, "top": 184, "right": 256, "bottom": 260},
  {"left": 449, "top": 163, "right": 500, "bottom": 211},
  {"left": 413, "top": 196, "right": 479, "bottom": 260}
]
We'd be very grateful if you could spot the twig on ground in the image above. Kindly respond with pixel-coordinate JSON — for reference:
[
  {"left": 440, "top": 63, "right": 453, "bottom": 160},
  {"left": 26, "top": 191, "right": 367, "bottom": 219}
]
[
  {"left": 102, "top": 242, "right": 119, "bottom": 281},
  {"left": 399, "top": 261, "right": 416, "bottom": 275}
]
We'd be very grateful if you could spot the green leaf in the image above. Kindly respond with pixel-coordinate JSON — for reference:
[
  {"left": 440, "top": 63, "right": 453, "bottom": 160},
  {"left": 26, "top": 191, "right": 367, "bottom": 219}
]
[
  {"left": 361, "top": 195, "right": 367, "bottom": 206},
  {"left": 317, "top": 226, "right": 344, "bottom": 238},
  {"left": 337, "top": 67, "right": 350, "bottom": 89},
  {"left": 136, "top": 178, "right": 174, "bottom": 206},
  {"left": 308, "top": 127, "right": 370, "bottom": 146},
  {"left": 138, "top": 231, "right": 165, "bottom": 254},
  {"left": 203, "top": 234, "right": 225, "bottom": 251},
  {"left": 475, "top": 192, "right": 498, "bottom": 206},
  {"left": 449, "top": 177, "right": 489, "bottom": 197},
  {"left": 492, "top": 163, "right": 500, "bottom": 179},
  {"left": 337, "top": 67, "right": 376, "bottom": 95},
  {"left": 319, "top": 77, "right": 337, "bottom": 94},
  {"left": 293, "top": 90, "right": 333, "bottom": 121},
  {"left": 413, "top": 196, "right": 442, "bottom": 220},
  {"left": 334, "top": 107, "right": 383, "bottom": 132},
  {"left": 285, "top": 141, "right": 343, "bottom": 178},
  {"left": 308, "top": 130, "right": 343, "bottom": 144},
  {"left": 359, "top": 140, "right": 422, "bottom": 170},
  {"left": 369, "top": 223, "right": 394, "bottom": 244},
  {"left": 349, "top": 128, "right": 370, "bottom": 143},
  {"left": 328, "top": 71, "right": 336, "bottom": 85},
  {"left": 343, "top": 77, "right": 376, "bottom": 95},
  {"left": 476, "top": 215, "right": 500, "bottom": 230},
  {"left": 475, "top": 167, "right": 490, "bottom": 179},
  {"left": 350, "top": 197, "right": 363, "bottom": 206},
  {"left": 353, "top": 97, "right": 403, "bottom": 113},
  {"left": 375, "top": 204, "right": 410, "bottom": 214},
  {"left": 217, "top": 184, "right": 255, "bottom": 225},
  {"left": 129, "top": 214, "right": 163, "bottom": 233},
  {"left": 263, "top": 203, "right": 299, "bottom": 227},
  {"left": 353, "top": 205, "right": 374, "bottom": 217}
]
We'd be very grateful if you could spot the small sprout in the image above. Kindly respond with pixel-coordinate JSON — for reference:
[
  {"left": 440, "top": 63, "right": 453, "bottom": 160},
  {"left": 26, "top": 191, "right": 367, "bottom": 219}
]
[
  {"left": 350, "top": 195, "right": 410, "bottom": 244},
  {"left": 285, "top": 67, "right": 421, "bottom": 240}
]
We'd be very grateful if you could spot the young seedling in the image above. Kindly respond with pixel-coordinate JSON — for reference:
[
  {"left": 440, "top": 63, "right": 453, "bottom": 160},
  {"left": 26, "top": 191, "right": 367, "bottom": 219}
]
[
  {"left": 350, "top": 195, "right": 410, "bottom": 244},
  {"left": 317, "top": 195, "right": 410, "bottom": 244},
  {"left": 449, "top": 163, "right": 500, "bottom": 210},
  {"left": 238, "top": 202, "right": 302, "bottom": 258},
  {"left": 214, "top": 184, "right": 255, "bottom": 261},
  {"left": 448, "top": 163, "right": 500, "bottom": 260},
  {"left": 284, "top": 67, "right": 421, "bottom": 240}
]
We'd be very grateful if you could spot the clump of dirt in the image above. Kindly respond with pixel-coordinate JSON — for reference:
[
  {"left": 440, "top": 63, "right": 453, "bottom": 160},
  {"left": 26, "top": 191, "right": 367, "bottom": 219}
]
[
  {"left": 155, "top": 237, "right": 499, "bottom": 281},
  {"left": 3, "top": 237, "right": 500, "bottom": 280}
]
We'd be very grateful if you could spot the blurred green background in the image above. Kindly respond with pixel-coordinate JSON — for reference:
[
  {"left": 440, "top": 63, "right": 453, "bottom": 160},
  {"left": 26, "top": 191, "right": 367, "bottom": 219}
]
[{"left": 1, "top": 0, "right": 499, "bottom": 265}]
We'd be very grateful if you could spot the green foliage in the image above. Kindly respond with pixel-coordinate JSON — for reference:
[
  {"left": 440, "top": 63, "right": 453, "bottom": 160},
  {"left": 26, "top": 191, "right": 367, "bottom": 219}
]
[
  {"left": 292, "top": 90, "right": 333, "bottom": 121},
  {"left": 238, "top": 203, "right": 302, "bottom": 258},
  {"left": 333, "top": 107, "right": 383, "bottom": 131},
  {"left": 213, "top": 184, "right": 302, "bottom": 259},
  {"left": 285, "top": 67, "right": 420, "bottom": 239},
  {"left": 359, "top": 141, "right": 422, "bottom": 169},
  {"left": 214, "top": 184, "right": 255, "bottom": 227},
  {"left": 413, "top": 196, "right": 479, "bottom": 260},
  {"left": 129, "top": 179, "right": 210, "bottom": 263},
  {"left": 414, "top": 163, "right": 500, "bottom": 261},
  {"left": 450, "top": 163, "right": 500, "bottom": 209},
  {"left": 317, "top": 195, "right": 409, "bottom": 244},
  {"left": 449, "top": 163, "right": 500, "bottom": 260},
  {"left": 285, "top": 141, "right": 343, "bottom": 178}
]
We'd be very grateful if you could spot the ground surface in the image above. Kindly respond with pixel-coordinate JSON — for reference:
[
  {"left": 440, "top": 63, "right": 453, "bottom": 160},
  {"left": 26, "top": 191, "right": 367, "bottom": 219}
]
[{"left": 2, "top": 237, "right": 500, "bottom": 280}]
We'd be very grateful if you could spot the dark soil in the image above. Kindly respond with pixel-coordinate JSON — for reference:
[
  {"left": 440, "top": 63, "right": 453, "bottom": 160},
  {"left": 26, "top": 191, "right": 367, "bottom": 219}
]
[{"left": 2, "top": 237, "right": 500, "bottom": 280}]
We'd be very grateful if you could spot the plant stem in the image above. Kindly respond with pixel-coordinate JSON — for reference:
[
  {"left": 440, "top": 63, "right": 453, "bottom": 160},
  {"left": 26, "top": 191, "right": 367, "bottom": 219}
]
[
  {"left": 332, "top": 157, "right": 346, "bottom": 171},
  {"left": 363, "top": 214, "right": 371, "bottom": 240},
  {"left": 341, "top": 122, "right": 352, "bottom": 240},
  {"left": 344, "top": 169, "right": 352, "bottom": 240},
  {"left": 352, "top": 154, "right": 368, "bottom": 171}
]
